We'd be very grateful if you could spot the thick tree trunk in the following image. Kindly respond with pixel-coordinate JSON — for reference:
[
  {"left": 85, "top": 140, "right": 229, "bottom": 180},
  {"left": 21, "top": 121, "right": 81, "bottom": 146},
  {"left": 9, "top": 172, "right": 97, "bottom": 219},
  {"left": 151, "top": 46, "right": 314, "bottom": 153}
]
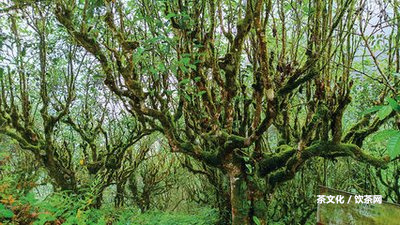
[
  {"left": 215, "top": 187, "right": 231, "bottom": 225},
  {"left": 92, "top": 190, "right": 104, "bottom": 209},
  {"left": 224, "top": 153, "right": 268, "bottom": 225},
  {"left": 41, "top": 154, "right": 77, "bottom": 192},
  {"left": 115, "top": 182, "right": 125, "bottom": 207},
  {"left": 229, "top": 172, "right": 251, "bottom": 224},
  {"left": 47, "top": 166, "right": 76, "bottom": 191},
  {"left": 225, "top": 157, "right": 252, "bottom": 225},
  {"left": 248, "top": 180, "right": 268, "bottom": 225}
]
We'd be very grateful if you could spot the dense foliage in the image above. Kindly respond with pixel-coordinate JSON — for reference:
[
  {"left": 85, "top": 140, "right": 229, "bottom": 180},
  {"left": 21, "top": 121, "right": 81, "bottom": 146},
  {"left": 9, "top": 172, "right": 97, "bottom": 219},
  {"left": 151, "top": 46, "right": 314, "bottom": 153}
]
[{"left": 0, "top": 0, "right": 400, "bottom": 224}]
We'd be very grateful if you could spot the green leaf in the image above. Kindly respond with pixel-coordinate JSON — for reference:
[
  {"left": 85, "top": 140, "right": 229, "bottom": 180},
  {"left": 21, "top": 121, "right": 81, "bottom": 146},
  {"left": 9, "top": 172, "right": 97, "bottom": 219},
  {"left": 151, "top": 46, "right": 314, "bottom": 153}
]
[
  {"left": 37, "top": 212, "right": 57, "bottom": 223},
  {"left": 387, "top": 133, "right": 400, "bottom": 159},
  {"left": 245, "top": 164, "right": 253, "bottom": 174},
  {"left": 166, "top": 13, "right": 177, "bottom": 19},
  {"left": 181, "top": 57, "right": 190, "bottom": 65},
  {"left": 22, "top": 192, "right": 36, "bottom": 204},
  {"left": 361, "top": 106, "right": 382, "bottom": 115},
  {"left": 193, "top": 76, "right": 201, "bottom": 82},
  {"left": 373, "top": 130, "right": 400, "bottom": 142},
  {"left": 136, "top": 47, "right": 145, "bottom": 55},
  {"left": 392, "top": 72, "right": 400, "bottom": 78},
  {"left": 388, "top": 98, "right": 400, "bottom": 111},
  {"left": 179, "top": 78, "right": 190, "bottom": 86},
  {"left": 165, "top": 90, "right": 174, "bottom": 96},
  {"left": 183, "top": 93, "right": 191, "bottom": 101},
  {"left": 197, "top": 91, "right": 206, "bottom": 96},
  {"left": 93, "top": 73, "right": 105, "bottom": 80},
  {"left": 0, "top": 203, "right": 14, "bottom": 219},
  {"left": 253, "top": 216, "right": 261, "bottom": 225},
  {"left": 157, "top": 63, "right": 166, "bottom": 72},
  {"left": 149, "top": 67, "right": 157, "bottom": 75},
  {"left": 377, "top": 105, "right": 392, "bottom": 120},
  {"left": 179, "top": 65, "right": 188, "bottom": 73}
]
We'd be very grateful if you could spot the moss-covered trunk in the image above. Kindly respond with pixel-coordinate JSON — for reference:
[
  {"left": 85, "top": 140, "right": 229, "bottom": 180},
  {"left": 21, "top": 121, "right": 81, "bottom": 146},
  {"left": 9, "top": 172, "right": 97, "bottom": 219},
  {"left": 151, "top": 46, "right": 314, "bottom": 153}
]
[
  {"left": 115, "top": 182, "right": 125, "bottom": 207},
  {"left": 229, "top": 171, "right": 251, "bottom": 225},
  {"left": 39, "top": 153, "right": 77, "bottom": 192},
  {"left": 225, "top": 153, "right": 268, "bottom": 225},
  {"left": 215, "top": 186, "right": 231, "bottom": 225},
  {"left": 224, "top": 155, "right": 254, "bottom": 225}
]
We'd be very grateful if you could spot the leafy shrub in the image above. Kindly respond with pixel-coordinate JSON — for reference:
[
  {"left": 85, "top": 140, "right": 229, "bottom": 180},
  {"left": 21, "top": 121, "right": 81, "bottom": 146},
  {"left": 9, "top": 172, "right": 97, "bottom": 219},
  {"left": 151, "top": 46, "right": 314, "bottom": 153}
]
[{"left": 127, "top": 208, "right": 218, "bottom": 225}]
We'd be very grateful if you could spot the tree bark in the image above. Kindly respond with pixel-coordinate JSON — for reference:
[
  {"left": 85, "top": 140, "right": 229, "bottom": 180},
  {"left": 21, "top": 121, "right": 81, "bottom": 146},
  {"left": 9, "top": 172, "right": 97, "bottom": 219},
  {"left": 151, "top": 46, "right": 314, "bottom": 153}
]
[
  {"left": 225, "top": 157, "right": 251, "bottom": 225},
  {"left": 115, "top": 182, "right": 125, "bottom": 207},
  {"left": 215, "top": 185, "right": 231, "bottom": 225},
  {"left": 224, "top": 151, "right": 269, "bottom": 225},
  {"left": 229, "top": 173, "right": 250, "bottom": 224}
]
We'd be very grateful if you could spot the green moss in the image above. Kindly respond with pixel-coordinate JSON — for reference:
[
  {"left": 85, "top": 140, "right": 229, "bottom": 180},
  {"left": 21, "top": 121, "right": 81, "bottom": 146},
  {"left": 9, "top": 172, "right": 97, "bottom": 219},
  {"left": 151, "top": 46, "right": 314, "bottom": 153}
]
[
  {"left": 259, "top": 142, "right": 388, "bottom": 179},
  {"left": 253, "top": 199, "right": 268, "bottom": 218},
  {"left": 258, "top": 146, "right": 295, "bottom": 176}
]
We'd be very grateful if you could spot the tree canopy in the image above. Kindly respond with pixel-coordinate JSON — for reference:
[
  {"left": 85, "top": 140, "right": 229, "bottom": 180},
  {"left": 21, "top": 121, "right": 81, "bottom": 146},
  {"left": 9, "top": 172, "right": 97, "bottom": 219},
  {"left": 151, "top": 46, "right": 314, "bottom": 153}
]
[{"left": 0, "top": 0, "right": 400, "bottom": 224}]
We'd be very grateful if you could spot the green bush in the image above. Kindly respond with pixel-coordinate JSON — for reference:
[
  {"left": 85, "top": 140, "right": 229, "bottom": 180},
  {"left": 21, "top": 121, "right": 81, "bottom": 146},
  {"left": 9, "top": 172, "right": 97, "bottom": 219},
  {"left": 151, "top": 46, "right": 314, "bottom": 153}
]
[{"left": 127, "top": 208, "right": 218, "bottom": 225}]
